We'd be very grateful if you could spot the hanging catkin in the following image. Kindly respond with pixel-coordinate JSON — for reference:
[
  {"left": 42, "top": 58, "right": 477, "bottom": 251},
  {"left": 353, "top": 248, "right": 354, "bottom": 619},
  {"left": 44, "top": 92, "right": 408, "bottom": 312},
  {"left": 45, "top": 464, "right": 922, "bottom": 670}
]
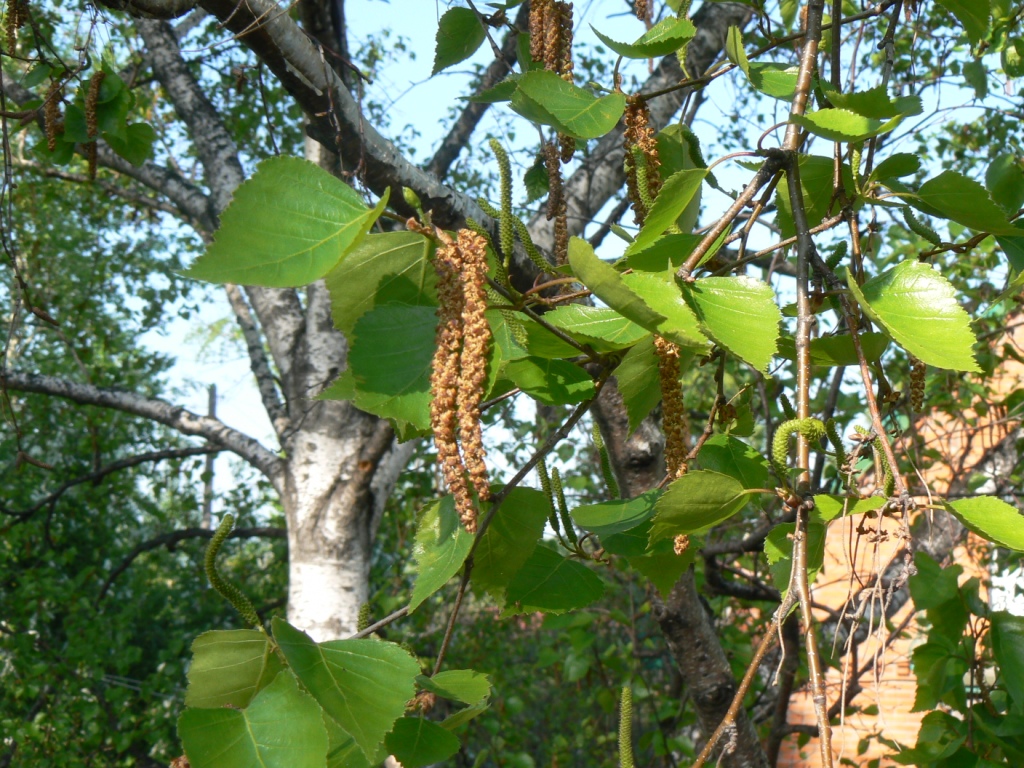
[
  {"left": 655, "top": 336, "right": 689, "bottom": 480},
  {"left": 544, "top": 141, "right": 569, "bottom": 264},
  {"left": 429, "top": 229, "right": 492, "bottom": 533},
  {"left": 623, "top": 96, "right": 662, "bottom": 225}
]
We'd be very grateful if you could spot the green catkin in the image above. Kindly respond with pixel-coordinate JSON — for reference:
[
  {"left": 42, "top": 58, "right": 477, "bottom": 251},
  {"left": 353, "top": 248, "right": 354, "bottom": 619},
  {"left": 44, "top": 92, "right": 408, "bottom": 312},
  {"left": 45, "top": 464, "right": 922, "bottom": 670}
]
[
  {"left": 631, "top": 147, "right": 657, "bottom": 218},
  {"left": 537, "top": 457, "right": 561, "bottom": 535},
  {"left": 825, "top": 418, "right": 846, "bottom": 469},
  {"left": 850, "top": 144, "right": 863, "bottom": 194},
  {"left": 676, "top": 0, "right": 692, "bottom": 16},
  {"left": 551, "top": 467, "right": 577, "bottom": 545},
  {"left": 204, "top": 514, "right": 262, "bottom": 630},
  {"left": 357, "top": 603, "right": 372, "bottom": 633},
  {"left": 500, "top": 308, "right": 529, "bottom": 348},
  {"left": 874, "top": 436, "right": 895, "bottom": 496},
  {"left": 826, "top": 240, "right": 848, "bottom": 271},
  {"left": 771, "top": 418, "right": 827, "bottom": 485},
  {"left": 465, "top": 215, "right": 510, "bottom": 288},
  {"left": 619, "top": 686, "right": 635, "bottom": 768},
  {"left": 488, "top": 139, "right": 515, "bottom": 262},
  {"left": 902, "top": 206, "right": 942, "bottom": 246},
  {"left": 512, "top": 214, "right": 551, "bottom": 273},
  {"left": 593, "top": 421, "right": 620, "bottom": 498},
  {"left": 780, "top": 392, "right": 796, "bottom": 420}
]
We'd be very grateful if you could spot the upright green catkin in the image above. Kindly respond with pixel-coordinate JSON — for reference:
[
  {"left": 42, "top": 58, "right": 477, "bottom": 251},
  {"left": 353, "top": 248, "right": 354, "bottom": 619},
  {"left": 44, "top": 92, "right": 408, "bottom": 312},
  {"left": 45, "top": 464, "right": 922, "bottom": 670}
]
[
  {"left": 204, "top": 514, "right": 262, "bottom": 630},
  {"left": 825, "top": 240, "right": 848, "bottom": 271},
  {"left": 780, "top": 392, "right": 796, "bottom": 420},
  {"left": 874, "top": 436, "right": 895, "bottom": 496},
  {"left": 488, "top": 139, "right": 515, "bottom": 261},
  {"left": 357, "top": 603, "right": 372, "bottom": 632},
  {"left": 593, "top": 421, "right": 620, "bottom": 498},
  {"left": 825, "top": 418, "right": 847, "bottom": 469},
  {"left": 619, "top": 686, "right": 635, "bottom": 768},
  {"left": 551, "top": 467, "right": 577, "bottom": 545},
  {"left": 512, "top": 215, "right": 551, "bottom": 272},
  {"left": 850, "top": 144, "right": 863, "bottom": 194}
]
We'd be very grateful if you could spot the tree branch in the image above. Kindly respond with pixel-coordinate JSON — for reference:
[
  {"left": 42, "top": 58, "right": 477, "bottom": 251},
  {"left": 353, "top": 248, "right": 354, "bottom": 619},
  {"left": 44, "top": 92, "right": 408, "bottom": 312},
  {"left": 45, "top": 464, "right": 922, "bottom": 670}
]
[
  {"left": 97, "top": 524, "right": 286, "bottom": 601},
  {"left": 0, "top": 371, "right": 286, "bottom": 486},
  {"left": 96, "top": 0, "right": 197, "bottom": 19}
]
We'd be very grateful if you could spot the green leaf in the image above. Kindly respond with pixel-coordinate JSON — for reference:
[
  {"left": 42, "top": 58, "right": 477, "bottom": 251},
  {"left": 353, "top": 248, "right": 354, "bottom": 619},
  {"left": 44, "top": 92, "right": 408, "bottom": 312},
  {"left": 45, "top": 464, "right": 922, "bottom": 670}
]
[
  {"left": 944, "top": 496, "right": 1024, "bottom": 550},
  {"left": 869, "top": 153, "right": 921, "bottom": 182},
  {"left": 724, "top": 26, "right": 798, "bottom": 100},
  {"left": 1004, "top": 37, "right": 1024, "bottom": 78},
  {"left": 627, "top": 169, "right": 707, "bottom": 254},
  {"left": 510, "top": 70, "right": 626, "bottom": 140},
  {"left": 184, "top": 157, "right": 387, "bottom": 287},
  {"left": 473, "top": 487, "right": 550, "bottom": 597},
  {"left": 991, "top": 611, "right": 1024, "bottom": 712},
  {"left": 615, "top": 336, "right": 663, "bottom": 434},
  {"left": 572, "top": 490, "right": 660, "bottom": 537},
  {"left": 812, "top": 494, "right": 885, "bottom": 522},
  {"left": 433, "top": 7, "right": 487, "bottom": 75},
  {"left": 777, "top": 155, "right": 854, "bottom": 240},
  {"left": 543, "top": 305, "right": 649, "bottom": 351},
  {"left": 103, "top": 122, "right": 156, "bottom": 167},
  {"left": 934, "top": 0, "right": 991, "bottom": 44},
  {"left": 620, "top": 272, "right": 710, "bottom": 349},
  {"left": 441, "top": 703, "right": 490, "bottom": 731},
  {"left": 409, "top": 496, "right": 473, "bottom": 612},
  {"left": 682, "top": 276, "right": 781, "bottom": 372},
  {"left": 185, "top": 630, "right": 283, "bottom": 709},
  {"left": 505, "top": 357, "right": 595, "bottom": 405},
  {"left": 344, "top": 304, "right": 437, "bottom": 430},
  {"left": 326, "top": 231, "right": 436, "bottom": 336},
  {"left": 913, "top": 170, "right": 1020, "bottom": 236},
  {"left": 568, "top": 238, "right": 666, "bottom": 329},
  {"left": 468, "top": 73, "right": 522, "bottom": 103},
  {"left": 963, "top": 58, "right": 989, "bottom": 98},
  {"left": 272, "top": 618, "right": 420, "bottom": 761},
  {"left": 649, "top": 470, "right": 750, "bottom": 542},
  {"left": 790, "top": 107, "right": 912, "bottom": 142},
  {"left": 909, "top": 552, "right": 963, "bottom": 610},
  {"left": 626, "top": 233, "right": 703, "bottom": 272},
  {"left": 418, "top": 670, "right": 492, "bottom": 706},
  {"left": 986, "top": 153, "right": 1024, "bottom": 213},
  {"left": 764, "top": 521, "right": 827, "bottom": 593},
  {"left": 591, "top": 16, "right": 695, "bottom": 58},
  {"left": 846, "top": 261, "right": 980, "bottom": 372},
  {"left": 179, "top": 671, "right": 329, "bottom": 768},
  {"left": 821, "top": 85, "right": 922, "bottom": 119},
  {"left": 697, "top": 435, "right": 769, "bottom": 491},
  {"left": 504, "top": 546, "right": 605, "bottom": 614},
  {"left": 386, "top": 717, "right": 461, "bottom": 767},
  {"left": 775, "top": 332, "right": 889, "bottom": 367},
  {"left": 628, "top": 548, "right": 694, "bottom": 596},
  {"left": 325, "top": 717, "right": 385, "bottom": 768}
]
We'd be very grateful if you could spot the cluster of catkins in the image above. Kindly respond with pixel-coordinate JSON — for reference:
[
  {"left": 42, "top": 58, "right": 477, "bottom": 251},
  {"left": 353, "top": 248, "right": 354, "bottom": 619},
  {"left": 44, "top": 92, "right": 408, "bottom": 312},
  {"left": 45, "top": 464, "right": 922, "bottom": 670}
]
[
  {"left": 429, "top": 229, "right": 492, "bottom": 533},
  {"left": 623, "top": 96, "right": 662, "bottom": 225},
  {"left": 4, "top": 0, "right": 26, "bottom": 54},
  {"left": 530, "top": 0, "right": 575, "bottom": 263}
]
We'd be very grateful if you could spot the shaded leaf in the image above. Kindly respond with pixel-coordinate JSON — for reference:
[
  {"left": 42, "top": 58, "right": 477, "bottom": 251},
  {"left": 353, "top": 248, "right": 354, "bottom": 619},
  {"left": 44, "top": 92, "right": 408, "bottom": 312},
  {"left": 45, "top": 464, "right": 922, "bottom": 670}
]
[
  {"left": 626, "top": 169, "right": 707, "bottom": 254},
  {"left": 543, "top": 304, "right": 649, "bottom": 352},
  {"left": 572, "top": 490, "right": 660, "bottom": 537},
  {"left": 473, "top": 487, "right": 550, "bottom": 597},
  {"left": 510, "top": 71, "right": 626, "bottom": 139},
  {"left": 386, "top": 717, "right": 461, "bottom": 767},
  {"left": 505, "top": 357, "right": 595, "bottom": 405},
  {"left": 934, "top": 0, "right": 991, "bottom": 44},
  {"left": 913, "top": 170, "right": 1020, "bottom": 236},
  {"left": 697, "top": 435, "right": 769, "bottom": 491},
  {"left": 650, "top": 470, "right": 750, "bottom": 542},
  {"left": 417, "top": 670, "right": 492, "bottom": 706},
  {"left": 615, "top": 336, "right": 664, "bottom": 434},
  {"left": 179, "top": 671, "right": 328, "bottom": 768},
  {"left": 504, "top": 546, "right": 605, "bottom": 614},
  {"left": 410, "top": 497, "right": 473, "bottom": 612},
  {"left": 591, "top": 16, "right": 695, "bottom": 58},
  {"left": 185, "top": 630, "right": 283, "bottom": 709}
]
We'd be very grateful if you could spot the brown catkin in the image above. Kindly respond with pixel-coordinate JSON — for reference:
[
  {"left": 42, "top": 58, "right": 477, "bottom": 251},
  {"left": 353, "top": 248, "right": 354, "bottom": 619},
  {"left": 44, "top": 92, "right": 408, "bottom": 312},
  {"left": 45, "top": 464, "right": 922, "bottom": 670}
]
[
  {"left": 85, "top": 141, "right": 97, "bottom": 180},
  {"left": 4, "top": 0, "right": 24, "bottom": 54},
  {"left": 623, "top": 96, "right": 662, "bottom": 225},
  {"left": 635, "top": 0, "right": 649, "bottom": 23},
  {"left": 44, "top": 78, "right": 62, "bottom": 152},
  {"left": 85, "top": 71, "right": 105, "bottom": 140},
  {"left": 909, "top": 356, "right": 926, "bottom": 412},
  {"left": 556, "top": 2, "right": 573, "bottom": 80},
  {"left": 544, "top": 141, "right": 568, "bottom": 264},
  {"left": 456, "top": 230, "right": 492, "bottom": 521},
  {"left": 673, "top": 533, "right": 690, "bottom": 556},
  {"left": 430, "top": 234, "right": 473, "bottom": 528},
  {"left": 429, "top": 229, "right": 492, "bottom": 533},
  {"left": 529, "top": 0, "right": 550, "bottom": 63},
  {"left": 655, "top": 336, "right": 689, "bottom": 480}
]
